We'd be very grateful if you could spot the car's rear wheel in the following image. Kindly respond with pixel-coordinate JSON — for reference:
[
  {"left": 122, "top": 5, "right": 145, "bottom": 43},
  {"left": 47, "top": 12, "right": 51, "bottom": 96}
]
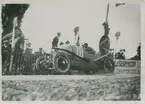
[
  {"left": 53, "top": 52, "right": 71, "bottom": 74},
  {"left": 103, "top": 58, "right": 115, "bottom": 73}
]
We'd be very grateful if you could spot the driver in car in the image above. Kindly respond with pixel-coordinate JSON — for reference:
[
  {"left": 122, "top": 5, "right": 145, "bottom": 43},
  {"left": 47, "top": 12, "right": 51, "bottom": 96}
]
[{"left": 83, "top": 43, "right": 96, "bottom": 54}]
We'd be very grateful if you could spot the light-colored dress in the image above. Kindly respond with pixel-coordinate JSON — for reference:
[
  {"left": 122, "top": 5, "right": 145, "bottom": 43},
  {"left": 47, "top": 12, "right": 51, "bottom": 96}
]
[{"left": 74, "top": 34, "right": 80, "bottom": 46}]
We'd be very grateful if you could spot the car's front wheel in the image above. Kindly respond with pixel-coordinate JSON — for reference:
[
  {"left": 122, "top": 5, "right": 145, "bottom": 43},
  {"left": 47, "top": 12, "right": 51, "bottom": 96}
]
[
  {"left": 53, "top": 52, "right": 71, "bottom": 74},
  {"left": 35, "top": 56, "right": 53, "bottom": 75}
]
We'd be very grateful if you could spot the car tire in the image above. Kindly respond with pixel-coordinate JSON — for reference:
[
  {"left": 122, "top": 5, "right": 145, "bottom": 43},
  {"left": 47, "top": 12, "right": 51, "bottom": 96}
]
[
  {"left": 103, "top": 58, "right": 115, "bottom": 73},
  {"left": 53, "top": 52, "right": 71, "bottom": 74},
  {"left": 35, "top": 56, "right": 50, "bottom": 75}
]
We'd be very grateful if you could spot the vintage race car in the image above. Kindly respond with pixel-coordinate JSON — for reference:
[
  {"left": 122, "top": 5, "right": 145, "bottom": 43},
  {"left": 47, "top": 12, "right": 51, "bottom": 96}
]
[{"left": 35, "top": 44, "right": 115, "bottom": 75}]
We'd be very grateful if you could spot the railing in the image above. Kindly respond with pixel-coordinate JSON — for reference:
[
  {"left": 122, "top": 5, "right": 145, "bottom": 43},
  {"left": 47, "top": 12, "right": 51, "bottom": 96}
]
[{"left": 2, "top": 52, "right": 42, "bottom": 75}]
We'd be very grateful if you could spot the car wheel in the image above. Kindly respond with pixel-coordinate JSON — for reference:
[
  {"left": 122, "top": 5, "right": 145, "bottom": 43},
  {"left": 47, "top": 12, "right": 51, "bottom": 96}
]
[
  {"left": 103, "top": 58, "right": 115, "bottom": 73},
  {"left": 53, "top": 52, "right": 71, "bottom": 74},
  {"left": 35, "top": 56, "right": 51, "bottom": 75}
]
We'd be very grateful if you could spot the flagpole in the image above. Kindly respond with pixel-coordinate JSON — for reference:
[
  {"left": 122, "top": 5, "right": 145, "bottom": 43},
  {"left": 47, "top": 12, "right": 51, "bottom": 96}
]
[
  {"left": 9, "top": 17, "right": 17, "bottom": 74},
  {"left": 106, "top": 3, "right": 110, "bottom": 23}
]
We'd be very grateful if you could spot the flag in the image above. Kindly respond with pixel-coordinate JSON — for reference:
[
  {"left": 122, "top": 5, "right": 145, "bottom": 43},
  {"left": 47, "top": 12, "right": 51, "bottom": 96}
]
[{"left": 115, "top": 3, "right": 125, "bottom": 7}]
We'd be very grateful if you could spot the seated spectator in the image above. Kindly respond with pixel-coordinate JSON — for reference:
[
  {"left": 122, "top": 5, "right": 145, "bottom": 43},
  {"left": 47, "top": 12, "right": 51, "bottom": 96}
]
[
  {"left": 59, "top": 42, "right": 64, "bottom": 45},
  {"left": 65, "top": 41, "right": 70, "bottom": 44},
  {"left": 116, "top": 49, "right": 125, "bottom": 59}
]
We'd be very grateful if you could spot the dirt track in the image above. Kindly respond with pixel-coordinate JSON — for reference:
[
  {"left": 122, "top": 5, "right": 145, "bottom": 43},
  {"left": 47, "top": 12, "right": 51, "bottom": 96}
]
[{"left": 2, "top": 74, "right": 140, "bottom": 101}]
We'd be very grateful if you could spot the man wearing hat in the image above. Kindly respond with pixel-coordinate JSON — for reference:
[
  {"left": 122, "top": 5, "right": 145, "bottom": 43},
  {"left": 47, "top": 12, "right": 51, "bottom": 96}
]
[{"left": 52, "top": 32, "right": 61, "bottom": 48}]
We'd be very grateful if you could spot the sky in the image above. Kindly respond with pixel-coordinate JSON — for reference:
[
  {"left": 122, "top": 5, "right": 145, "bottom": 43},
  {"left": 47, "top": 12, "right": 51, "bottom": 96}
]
[{"left": 19, "top": 0, "right": 141, "bottom": 58}]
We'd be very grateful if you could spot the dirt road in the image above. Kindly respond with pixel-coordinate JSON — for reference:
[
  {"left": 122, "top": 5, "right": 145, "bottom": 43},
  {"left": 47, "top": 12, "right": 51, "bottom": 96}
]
[{"left": 2, "top": 74, "right": 140, "bottom": 101}]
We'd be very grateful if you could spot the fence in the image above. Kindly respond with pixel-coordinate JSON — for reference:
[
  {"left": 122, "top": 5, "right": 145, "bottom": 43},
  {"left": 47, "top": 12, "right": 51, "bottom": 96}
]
[{"left": 2, "top": 52, "right": 42, "bottom": 75}]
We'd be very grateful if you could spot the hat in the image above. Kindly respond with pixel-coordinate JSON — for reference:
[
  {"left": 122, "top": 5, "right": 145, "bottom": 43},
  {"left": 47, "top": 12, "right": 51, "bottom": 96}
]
[
  {"left": 84, "top": 43, "right": 88, "bottom": 46},
  {"left": 74, "top": 26, "right": 79, "bottom": 33},
  {"left": 57, "top": 32, "right": 61, "bottom": 35},
  {"left": 3, "top": 40, "right": 9, "bottom": 43}
]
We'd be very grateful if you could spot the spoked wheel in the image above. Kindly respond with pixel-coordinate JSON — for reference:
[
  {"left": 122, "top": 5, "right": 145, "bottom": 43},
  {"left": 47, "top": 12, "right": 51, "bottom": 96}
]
[
  {"left": 53, "top": 52, "right": 71, "bottom": 74},
  {"left": 103, "top": 58, "right": 115, "bottom": 73},
  {"left": 35, "top": 56, "right": 53, "bottom": 75}
]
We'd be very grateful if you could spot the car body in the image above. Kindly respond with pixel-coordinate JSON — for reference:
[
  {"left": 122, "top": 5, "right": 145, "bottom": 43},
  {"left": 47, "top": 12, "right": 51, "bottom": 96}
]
[{"left": 35, "top": 44, "right": 115, "bottom": 75}]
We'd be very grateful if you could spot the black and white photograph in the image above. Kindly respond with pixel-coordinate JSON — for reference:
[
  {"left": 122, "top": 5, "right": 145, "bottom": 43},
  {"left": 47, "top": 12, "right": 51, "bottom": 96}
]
[{"left": 1, "top": 0, "right": 142, "bottom": 101}]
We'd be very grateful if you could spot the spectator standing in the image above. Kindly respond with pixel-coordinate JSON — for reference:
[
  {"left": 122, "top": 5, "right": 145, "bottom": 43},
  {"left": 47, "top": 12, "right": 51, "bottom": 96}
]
[
  {"left": 24, "top": 42, "right": 33, "bottom": 74},
  {"left": 137, "top": 43, "right": 141, "bottom": 60},
  {"left": 52, "top": 32, "right": 61, "bottom": 48},
  {"left": 25, "top": 43, "right": 32, "bottom": 54},
  {"left": 2, "top": 40, "right": 12, "bottom": 74},
  {"left": 74, "top": 26, "right": 80, "bottom": 46},
  {"left": 99, "top": 22, "right": 110, "bottom": 55}
]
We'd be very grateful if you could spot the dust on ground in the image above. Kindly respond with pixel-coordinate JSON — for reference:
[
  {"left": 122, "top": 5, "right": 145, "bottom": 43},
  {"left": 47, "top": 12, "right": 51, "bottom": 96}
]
[{"left": 2, "top": 75, "right": 140, "bottom": 101}]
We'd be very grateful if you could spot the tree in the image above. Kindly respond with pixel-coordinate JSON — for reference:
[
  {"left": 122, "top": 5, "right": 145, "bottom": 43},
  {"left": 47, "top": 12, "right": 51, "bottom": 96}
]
[
  {"left": 1, "top": 4, "right": 30, "bottom": 54},
  {"left": 1, "top": 4, "right": 30, "bottom": 36}
]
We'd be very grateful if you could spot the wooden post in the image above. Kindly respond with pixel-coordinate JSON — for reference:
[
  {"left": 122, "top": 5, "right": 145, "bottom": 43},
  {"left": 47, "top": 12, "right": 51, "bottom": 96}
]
[{"left": 9, "top": 17, "right": 17, "bottom": 74}]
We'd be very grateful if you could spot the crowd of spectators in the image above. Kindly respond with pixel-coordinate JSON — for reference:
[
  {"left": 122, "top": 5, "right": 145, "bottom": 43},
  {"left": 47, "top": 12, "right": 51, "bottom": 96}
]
[{"left": 115, "top": 49, "right": 126, "bottom": 59}]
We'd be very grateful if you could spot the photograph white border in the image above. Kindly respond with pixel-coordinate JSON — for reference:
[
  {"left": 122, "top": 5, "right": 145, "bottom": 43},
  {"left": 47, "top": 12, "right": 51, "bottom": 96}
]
[{"left": 0, "top": 0, "right": 145, "bottom": 103}]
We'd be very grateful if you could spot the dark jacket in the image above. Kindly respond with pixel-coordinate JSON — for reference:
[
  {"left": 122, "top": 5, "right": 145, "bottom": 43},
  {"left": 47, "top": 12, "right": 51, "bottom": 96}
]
[{"left": 52, "top": 36, "right": 59, "bottom": 48}]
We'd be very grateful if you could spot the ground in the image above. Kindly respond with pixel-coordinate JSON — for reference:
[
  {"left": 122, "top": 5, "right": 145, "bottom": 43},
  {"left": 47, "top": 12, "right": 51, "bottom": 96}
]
[{"left": 2, "top": 74, "right": 140, "bottom": 101}]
